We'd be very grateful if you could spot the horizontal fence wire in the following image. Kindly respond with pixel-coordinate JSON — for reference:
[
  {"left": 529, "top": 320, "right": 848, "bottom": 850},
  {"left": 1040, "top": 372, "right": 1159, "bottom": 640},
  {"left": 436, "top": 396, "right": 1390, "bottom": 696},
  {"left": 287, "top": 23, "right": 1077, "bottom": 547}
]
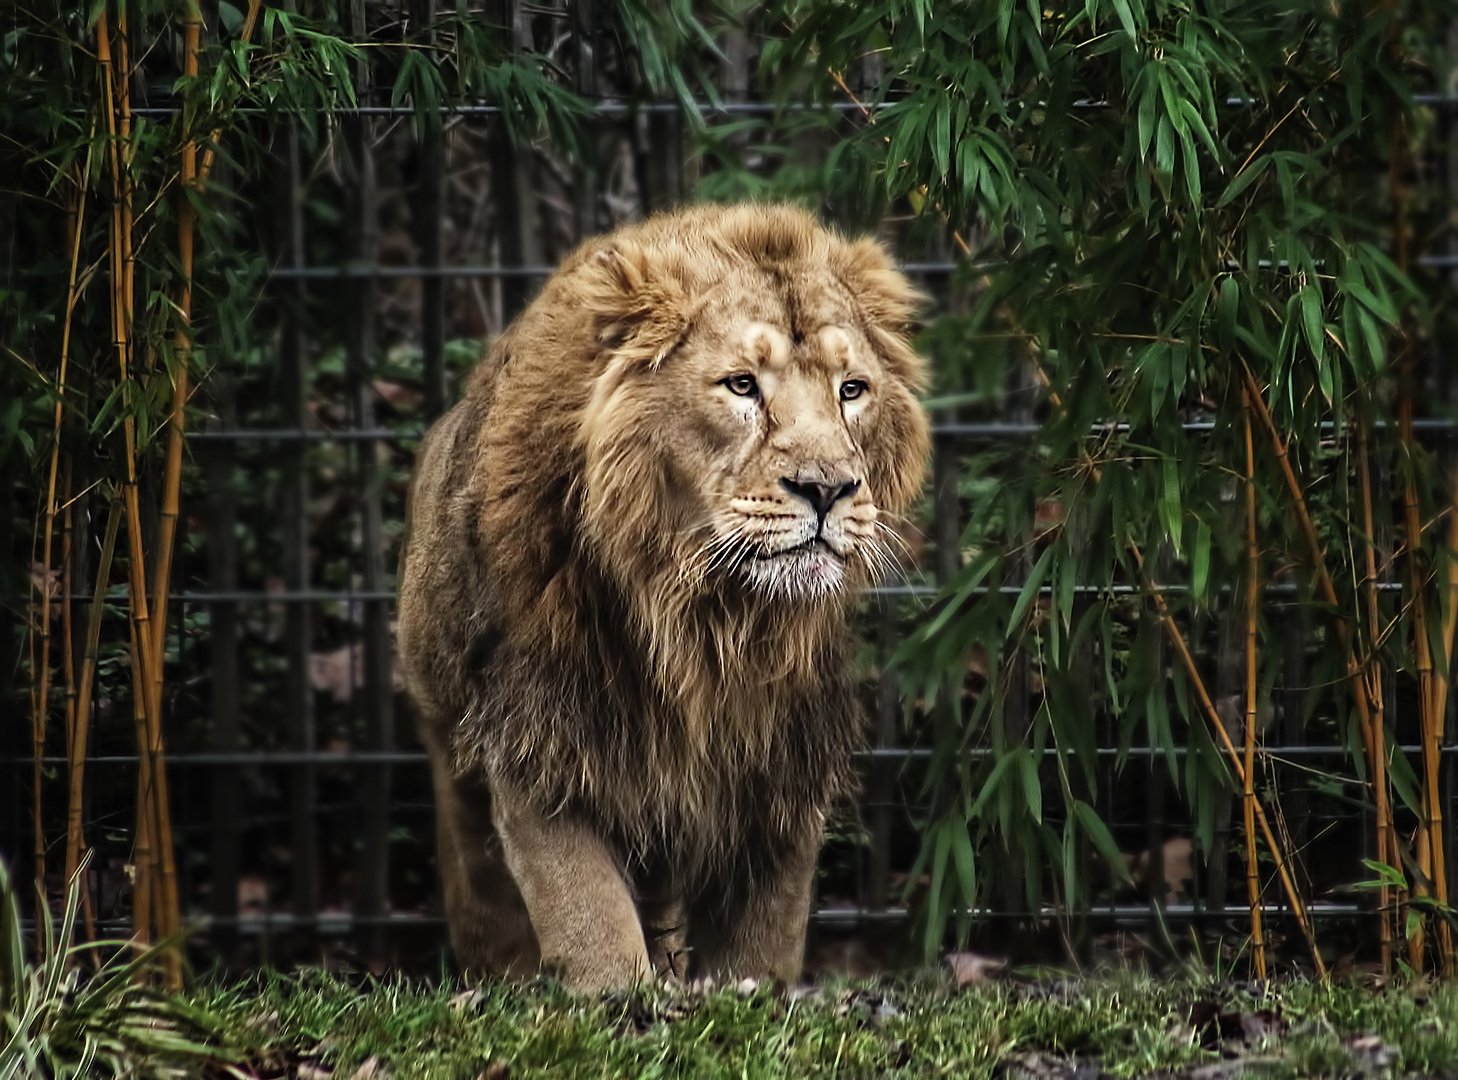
[
  {"left": 256, "top": 254, "right": 1458, "bottom": 280},
  {"left": 123, "top": 92, "right": 1458, "bottom": 118},
  {"left": 40, "top": 580, "right": 1417, "bottom": 607},
  {"left": 14, "top": 744, "right": 1458, "bottom": 768},
  {"left": 15, "top": 901, "right": 1385, "bottom": 940}
]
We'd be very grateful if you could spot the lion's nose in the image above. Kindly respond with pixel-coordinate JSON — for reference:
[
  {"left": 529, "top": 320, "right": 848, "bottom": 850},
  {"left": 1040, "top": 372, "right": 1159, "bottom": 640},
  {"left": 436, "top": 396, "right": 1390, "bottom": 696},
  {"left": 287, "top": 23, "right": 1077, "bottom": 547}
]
[{"left": 780, "top": 477, "right": 861, "bottom": 519}]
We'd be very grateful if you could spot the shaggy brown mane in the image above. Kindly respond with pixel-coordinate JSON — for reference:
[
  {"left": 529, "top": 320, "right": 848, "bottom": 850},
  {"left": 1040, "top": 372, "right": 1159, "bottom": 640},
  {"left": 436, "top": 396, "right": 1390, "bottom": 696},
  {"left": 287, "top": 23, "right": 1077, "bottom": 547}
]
[{"left": 397, "top": 201, "right": 929, "bottom": 986}]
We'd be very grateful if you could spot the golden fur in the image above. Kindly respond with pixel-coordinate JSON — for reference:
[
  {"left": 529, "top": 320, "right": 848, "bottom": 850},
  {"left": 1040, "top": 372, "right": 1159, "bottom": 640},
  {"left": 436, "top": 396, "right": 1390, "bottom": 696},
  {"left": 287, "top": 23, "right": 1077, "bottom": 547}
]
[{"left": 396, "top": 202, "right": 930, "bottom": 989}]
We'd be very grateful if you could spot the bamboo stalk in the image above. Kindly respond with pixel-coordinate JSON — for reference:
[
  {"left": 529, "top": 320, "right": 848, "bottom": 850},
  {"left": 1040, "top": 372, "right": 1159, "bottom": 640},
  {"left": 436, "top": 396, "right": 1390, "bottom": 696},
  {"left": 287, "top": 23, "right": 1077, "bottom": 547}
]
[
  {"left": 28, "top": 551, "right": 45, "bottom": 893},
  {"left": 98, "top": 4, "right": 180, "bottom": 983},
  {"left": 1241, "top": 392, "right": 1268, "bottom": 980},
  {"left": 147, "top": 0, "right": 201, "bottom": 767},
  {"left": 126, "top": 622, "right": 155, "bottom": 950},
  {"left": 59, "top": 467, "right": 98, "bottom": 950},
  {"left": 50, "top": 156, "right": 91, "bottom": 887},
  {"left": 1399, "top": 363, "right": 1452, "bottom": 974},
  {"left": 1430, "top": 459, "right": 1458, "bottom": 783},
  {"left": 1356, "top": 418, "right": 1398, "bottom": 973},
  {"left": 66, "top": 500, "right": 120, "bottom": 891}
]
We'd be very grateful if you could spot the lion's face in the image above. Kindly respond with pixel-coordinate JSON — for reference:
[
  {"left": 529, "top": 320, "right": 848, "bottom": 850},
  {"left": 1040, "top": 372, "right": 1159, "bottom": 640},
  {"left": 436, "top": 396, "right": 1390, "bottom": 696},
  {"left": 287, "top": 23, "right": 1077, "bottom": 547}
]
[
  {"left": 673, "top": 318, "right": 893, "bottom": 599},
  {"left": 577, "top": 230, "right": 930, "bottom": 605}
]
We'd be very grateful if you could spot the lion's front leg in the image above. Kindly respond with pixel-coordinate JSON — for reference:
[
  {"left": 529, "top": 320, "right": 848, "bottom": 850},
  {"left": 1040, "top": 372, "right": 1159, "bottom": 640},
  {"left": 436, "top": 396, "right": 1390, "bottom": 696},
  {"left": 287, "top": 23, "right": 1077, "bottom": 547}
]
[
  {"left": 491, "top": 785, "right": 651, "bottom": 991},
  {"left": 425, "top": 747, "right": 540, "bottom": 980},
  {"left": 689, "top": 827, "right": 821, "bottom": 983}
]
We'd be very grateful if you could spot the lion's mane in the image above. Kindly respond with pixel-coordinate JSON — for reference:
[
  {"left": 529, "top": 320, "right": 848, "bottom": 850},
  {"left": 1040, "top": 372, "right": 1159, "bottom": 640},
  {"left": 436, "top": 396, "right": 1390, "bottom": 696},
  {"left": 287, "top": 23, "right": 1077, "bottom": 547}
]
[{"left": 397, "top": 202, "right": 929, "bottom": 889}]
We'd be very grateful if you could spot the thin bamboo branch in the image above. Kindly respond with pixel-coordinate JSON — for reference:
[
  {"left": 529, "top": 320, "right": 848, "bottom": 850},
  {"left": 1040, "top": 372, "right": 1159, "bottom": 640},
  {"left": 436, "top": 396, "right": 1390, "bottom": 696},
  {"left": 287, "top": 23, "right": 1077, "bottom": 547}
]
[
  {"left": 1242, "top": 392, "right": 1268, "bottom": 980},
  {"left": 59, "top": 466, "right": 97, "bottom": 951},
  {"left": 1357, "top": 418, "right": 1397, "bottom": 974}
]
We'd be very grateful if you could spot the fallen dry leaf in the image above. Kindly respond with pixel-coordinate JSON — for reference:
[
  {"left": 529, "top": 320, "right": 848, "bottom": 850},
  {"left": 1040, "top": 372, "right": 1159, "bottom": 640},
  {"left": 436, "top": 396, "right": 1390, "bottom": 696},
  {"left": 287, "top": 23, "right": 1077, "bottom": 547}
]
[
  {"left": 945, "top": 951, "right": 1007, "bottom": 987},
  {"left": 450, "top": 989, "right": 485, "bottom": 1012},
  {"left": 349, "top": 1058, "right": 390, "bottom": 1080}
]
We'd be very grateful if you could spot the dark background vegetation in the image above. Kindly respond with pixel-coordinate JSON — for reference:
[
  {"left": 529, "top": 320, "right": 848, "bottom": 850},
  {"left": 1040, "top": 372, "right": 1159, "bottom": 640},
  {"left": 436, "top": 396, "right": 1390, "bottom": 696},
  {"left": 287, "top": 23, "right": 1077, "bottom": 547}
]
[{"left": 3, "top": 0, "right": 1458, "bottom": 985}]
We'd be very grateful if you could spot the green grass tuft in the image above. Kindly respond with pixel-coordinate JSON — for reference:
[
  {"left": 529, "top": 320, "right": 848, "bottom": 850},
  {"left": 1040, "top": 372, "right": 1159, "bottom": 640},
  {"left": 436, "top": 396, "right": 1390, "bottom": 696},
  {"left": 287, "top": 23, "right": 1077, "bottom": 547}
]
[{"left": 178, "top": 968, "right": 1458, "bottom": 1079}]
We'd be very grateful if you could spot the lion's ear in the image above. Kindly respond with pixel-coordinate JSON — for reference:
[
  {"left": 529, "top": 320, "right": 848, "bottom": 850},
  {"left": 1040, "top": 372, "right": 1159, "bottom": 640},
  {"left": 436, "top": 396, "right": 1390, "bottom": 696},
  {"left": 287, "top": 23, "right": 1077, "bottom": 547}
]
[
  {"left": 835, "top": 238, "right": 929, "bottom": 391},
  {"left": 577, "top": 242, "right": 691, "bottom": 368}
]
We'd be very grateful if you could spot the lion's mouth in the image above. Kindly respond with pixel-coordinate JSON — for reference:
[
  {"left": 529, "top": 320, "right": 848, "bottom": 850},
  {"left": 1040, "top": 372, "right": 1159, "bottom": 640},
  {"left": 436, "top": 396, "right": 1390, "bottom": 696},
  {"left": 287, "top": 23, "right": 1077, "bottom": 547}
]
[{"left": 755, "top": 537, "right": 841, "bottom": 561}]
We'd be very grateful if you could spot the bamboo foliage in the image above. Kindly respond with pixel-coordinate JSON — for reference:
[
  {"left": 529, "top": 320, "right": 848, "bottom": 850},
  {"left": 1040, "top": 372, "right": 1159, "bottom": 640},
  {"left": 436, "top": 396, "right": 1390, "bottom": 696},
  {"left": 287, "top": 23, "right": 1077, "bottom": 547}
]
[
  {"left": 4, "top": 0, "right": 646, "bottom": 984},
  {"left": 772, "top": 0, "right": 1458, "bottom": 975}
]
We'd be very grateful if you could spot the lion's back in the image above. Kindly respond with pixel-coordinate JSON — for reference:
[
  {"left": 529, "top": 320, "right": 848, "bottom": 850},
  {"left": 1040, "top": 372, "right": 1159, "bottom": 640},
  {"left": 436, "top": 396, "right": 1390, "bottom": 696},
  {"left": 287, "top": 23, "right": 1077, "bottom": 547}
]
[{"left": 396, "top": 385, "right": 494, "bottom": 730}]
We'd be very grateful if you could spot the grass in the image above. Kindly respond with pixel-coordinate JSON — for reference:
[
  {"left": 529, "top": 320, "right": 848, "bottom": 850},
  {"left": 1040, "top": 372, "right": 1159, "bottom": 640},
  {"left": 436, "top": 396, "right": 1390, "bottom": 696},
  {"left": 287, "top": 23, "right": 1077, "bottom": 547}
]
[
  {"left": 9, "top": 862, "right": 1458, "bottom": 1079},
  {"left": 169, "top": 967, "right": 1458, "bottom": 1079}
]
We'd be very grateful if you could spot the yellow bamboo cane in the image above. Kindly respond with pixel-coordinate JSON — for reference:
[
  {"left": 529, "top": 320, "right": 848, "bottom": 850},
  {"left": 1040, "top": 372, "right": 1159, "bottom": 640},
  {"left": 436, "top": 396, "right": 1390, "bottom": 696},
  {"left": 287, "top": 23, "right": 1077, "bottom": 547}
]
[
  {"left": 1242, "top": 391, "right": 1268, "bottom": 979},
  {"left": 1356, "top": 419, "right": 1398, "bottom": 973}
]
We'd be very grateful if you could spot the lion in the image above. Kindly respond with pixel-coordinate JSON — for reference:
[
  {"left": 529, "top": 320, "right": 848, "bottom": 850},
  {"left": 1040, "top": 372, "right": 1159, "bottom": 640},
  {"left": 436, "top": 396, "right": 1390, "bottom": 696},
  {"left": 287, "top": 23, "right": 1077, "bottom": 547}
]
[{"left": 396, "top": 202, "right": 930, "bottom": 990}]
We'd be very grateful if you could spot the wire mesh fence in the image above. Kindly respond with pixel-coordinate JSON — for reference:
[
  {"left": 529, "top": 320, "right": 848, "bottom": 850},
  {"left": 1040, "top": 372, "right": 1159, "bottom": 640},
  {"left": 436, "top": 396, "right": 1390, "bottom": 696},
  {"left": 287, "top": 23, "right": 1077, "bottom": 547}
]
[{"left": 4, "top": 1, "right": 1458, "bottom": 977}]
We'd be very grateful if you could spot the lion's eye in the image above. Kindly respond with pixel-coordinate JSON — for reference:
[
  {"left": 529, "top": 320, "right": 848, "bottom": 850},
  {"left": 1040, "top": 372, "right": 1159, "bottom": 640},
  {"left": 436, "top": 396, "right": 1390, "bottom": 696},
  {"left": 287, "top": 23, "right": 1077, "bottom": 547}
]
[
  {"left": 723, "top": 373, "right": 760, "bottom": 398},
  {"left": 839, "top": 379, "right": 869, "bottom": 402}
]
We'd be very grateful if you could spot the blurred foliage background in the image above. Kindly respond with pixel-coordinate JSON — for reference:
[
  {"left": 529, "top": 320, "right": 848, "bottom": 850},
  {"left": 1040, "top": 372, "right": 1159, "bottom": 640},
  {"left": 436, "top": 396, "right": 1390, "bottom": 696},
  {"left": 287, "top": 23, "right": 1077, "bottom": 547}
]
[{"left": 3, "top": 0, "right": 1457, "bottom": 984}]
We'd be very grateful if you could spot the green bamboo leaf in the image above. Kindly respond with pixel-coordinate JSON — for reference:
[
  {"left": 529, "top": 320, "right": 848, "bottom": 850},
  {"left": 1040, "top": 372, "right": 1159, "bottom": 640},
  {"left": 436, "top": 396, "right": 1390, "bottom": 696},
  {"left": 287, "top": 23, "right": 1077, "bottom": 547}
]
[
  {"left": 1056, "top": 542, "right": 1076, "bottom": 633},
  {"left": 1316, "top": 352, "right": 1335, "bottom": 405},
  {"left": 1298, "top": 285, "right": 1326, "bottom": 363},
  {"left": 921, "top": 549, "right": 1000, "bottom": 643},
  {"left": 1108, "top": 0, "right": 1137, "bottom": 40},
  {"left": 925, "top": 817, "right": 952, "bottom": 957},
  {"left": 1342, "top": 273, "right": 1400, "bottom": 326},
  {"left": 1073, "top": 799, "right": 1132, "bottom": 883},
  {"left": 1356, "top": 858, "right": 1408, "bottom": 891},
  {"left": 1217, "top": 274, "right": 1238, "bottom": 350},
  {"left": 969, "top": 749, "right": 1024, "bottom": 819},
  {"left": 1006, "top": 544, "right": 1056, "bottom": 641},
  {"left": 1356, "top": 307, "right": 1386, "bottom": 371},
  {"left": 1176, "top": 97, "right": 1219, "bottom": 158},
  {"left": 1161, "top": 457, "right": 1183, "bottom": 555},
  {"left": 1192, "top": 519, "right": 1212, "bottom": 603},
  {"left": 1137, "top": 74, "right": 1157, "bottom": 161},
  {"left": 1387, "top": 747, "right": 1421, "bottom": 815},
  {"left": 1018, "top": 748, "right": 1043, "bottom": 823},
  {"left": 1155, "top": 116, "right": 1175, "bottom": 178},
  {"left": 1216, "top": 156, "right": 1270, "bottom": 208},
  {"left": 1178, "top": 125, "right": 1201, "bottom": 204},
  {"left": 933, "top": 98, "right": 951, "bottom": 179},
  {"left": 950, "top": 820, "right": 978, "bottom": 905}
]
